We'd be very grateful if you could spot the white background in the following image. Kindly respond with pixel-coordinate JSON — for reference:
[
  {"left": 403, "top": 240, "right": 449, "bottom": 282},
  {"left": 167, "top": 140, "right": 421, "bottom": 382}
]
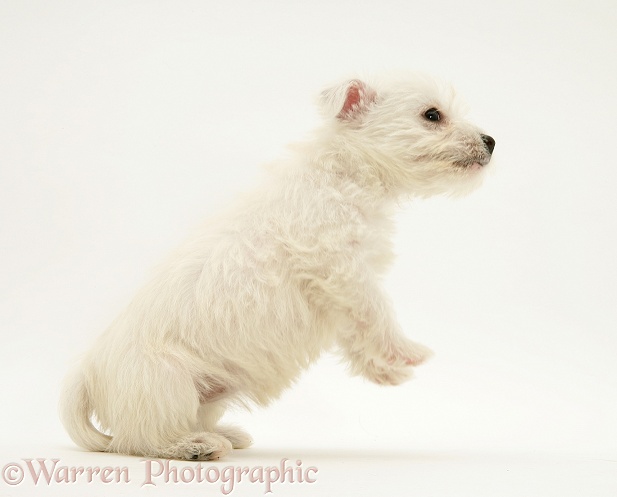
[{"left": 1, "top": 0, "right": 616, "bottom": 495}]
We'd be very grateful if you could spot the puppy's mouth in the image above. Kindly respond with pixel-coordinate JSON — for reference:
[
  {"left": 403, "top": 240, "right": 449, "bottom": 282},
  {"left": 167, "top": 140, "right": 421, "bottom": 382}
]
[{"left": 455, "top": 155, "right": 491, "bottom": 169}]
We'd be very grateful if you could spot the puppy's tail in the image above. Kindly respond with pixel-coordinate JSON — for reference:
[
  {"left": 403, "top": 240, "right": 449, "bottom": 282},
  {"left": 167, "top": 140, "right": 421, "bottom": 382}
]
[{"left": 59, "top": 367, "right": 112, "bottom": 452}]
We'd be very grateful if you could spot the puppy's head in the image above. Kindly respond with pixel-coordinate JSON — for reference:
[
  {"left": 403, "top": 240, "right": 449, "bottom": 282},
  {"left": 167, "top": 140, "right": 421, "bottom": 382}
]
[{"left": 319, "top": 74, "right": 495, "bottom": 197}]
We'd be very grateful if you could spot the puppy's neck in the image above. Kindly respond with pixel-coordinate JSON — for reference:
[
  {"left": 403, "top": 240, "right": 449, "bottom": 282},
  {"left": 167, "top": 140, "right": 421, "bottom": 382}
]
[{"left": 302, "top": 137, "right": 406, "bottom": 207}]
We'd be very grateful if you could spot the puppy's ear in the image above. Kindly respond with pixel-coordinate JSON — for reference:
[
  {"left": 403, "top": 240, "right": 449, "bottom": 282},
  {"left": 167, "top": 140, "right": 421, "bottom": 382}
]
[{"left": 319, "top": 79, "right": 377, "bottom": 121}]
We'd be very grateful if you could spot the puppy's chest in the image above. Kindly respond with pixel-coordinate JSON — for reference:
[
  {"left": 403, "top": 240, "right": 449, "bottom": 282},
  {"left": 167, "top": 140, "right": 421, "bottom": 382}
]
[{"left": 354, "top": 217, "right": 396, "bottom": 274}]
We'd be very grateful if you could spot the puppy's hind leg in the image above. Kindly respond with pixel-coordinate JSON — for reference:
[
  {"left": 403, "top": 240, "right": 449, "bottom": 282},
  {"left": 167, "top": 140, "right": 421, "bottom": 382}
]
[
  {"left": 195, "top": 400, "right": 253, "bottom": 450},
  {"left": 158, "top": 432, "right": 233, "bottom": 461},
  {"left": 108, "top": 357, "right": 232, "bottom": 461}
]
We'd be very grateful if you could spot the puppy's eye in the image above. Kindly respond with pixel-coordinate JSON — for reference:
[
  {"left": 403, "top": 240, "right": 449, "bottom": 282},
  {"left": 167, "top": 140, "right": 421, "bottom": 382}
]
[{"left": 424, "top": 108, "right": 441, "bottom": 122}]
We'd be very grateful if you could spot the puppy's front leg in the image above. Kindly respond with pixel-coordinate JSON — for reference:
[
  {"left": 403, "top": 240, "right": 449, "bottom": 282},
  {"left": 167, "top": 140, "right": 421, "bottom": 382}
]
[{"left": 335, "top": 283, "right": 433, "bottom": 386}]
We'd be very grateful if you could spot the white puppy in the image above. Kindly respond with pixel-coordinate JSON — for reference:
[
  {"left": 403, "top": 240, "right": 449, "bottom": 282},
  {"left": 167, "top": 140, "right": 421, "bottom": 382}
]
[{"left": 60, "top": 74, "right": 495, "bottom": 461}]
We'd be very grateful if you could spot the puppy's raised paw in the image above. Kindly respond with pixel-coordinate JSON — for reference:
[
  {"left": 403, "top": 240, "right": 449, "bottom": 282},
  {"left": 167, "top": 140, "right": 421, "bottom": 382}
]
[
  {"left": 363, "top": 359, "right": 415, "bottom": 386},
  {"left": 395, "top": 340, "right": 434, "bottom": 367}
]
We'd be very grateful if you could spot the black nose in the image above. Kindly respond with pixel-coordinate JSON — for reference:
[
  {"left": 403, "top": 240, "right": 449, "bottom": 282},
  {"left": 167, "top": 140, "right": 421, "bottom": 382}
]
[{"left": 481, "top": 134, "right": 495, "bottom": 155}]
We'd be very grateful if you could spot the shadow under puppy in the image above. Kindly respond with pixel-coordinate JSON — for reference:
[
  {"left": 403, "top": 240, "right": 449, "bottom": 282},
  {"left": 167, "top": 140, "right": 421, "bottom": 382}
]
[{"left": 60, "top": 73, "right": 495, "bottom": 460}]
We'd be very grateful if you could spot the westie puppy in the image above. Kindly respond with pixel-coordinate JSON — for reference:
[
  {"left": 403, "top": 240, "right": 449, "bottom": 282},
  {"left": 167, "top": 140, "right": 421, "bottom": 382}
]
[{"left": 60, "top": 74, "right": 495, "bottom": 460}]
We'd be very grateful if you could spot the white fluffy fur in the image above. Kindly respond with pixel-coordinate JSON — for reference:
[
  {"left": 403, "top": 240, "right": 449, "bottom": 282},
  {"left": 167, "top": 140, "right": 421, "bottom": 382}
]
[{"left": 60, "top": 73, "right": 494, "bottom": 461}]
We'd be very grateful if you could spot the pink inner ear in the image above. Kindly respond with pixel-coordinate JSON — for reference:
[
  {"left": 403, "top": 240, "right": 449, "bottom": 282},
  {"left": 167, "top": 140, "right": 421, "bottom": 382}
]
[
  {"left": 340, "top": 84, "right": 362, "bottom": 116},
  {"left": 337, "top": 80, "right": 375, "bottom": 120}
]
